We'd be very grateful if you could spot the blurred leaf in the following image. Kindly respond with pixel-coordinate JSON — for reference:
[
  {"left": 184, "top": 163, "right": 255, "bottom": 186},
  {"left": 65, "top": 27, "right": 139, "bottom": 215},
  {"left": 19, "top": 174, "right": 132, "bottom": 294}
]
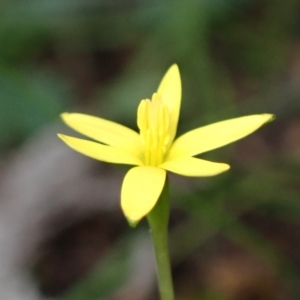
[{"left": 0, "top": 63, "right": 69, "bottom": 147}]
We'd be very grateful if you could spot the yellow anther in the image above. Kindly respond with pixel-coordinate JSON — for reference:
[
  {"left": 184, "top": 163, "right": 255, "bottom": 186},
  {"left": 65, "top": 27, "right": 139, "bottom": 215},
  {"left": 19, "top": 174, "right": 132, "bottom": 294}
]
[
  {"left": 137, "top": 100, "right": 148, "bottom": 132},
  {"left": 137, "top": 93, "right": 171, "bottom": 166}
]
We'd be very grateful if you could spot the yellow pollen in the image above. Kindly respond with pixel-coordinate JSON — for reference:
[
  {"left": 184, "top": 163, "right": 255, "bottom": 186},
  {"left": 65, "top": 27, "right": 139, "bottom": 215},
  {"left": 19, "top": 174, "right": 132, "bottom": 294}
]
[{"left": 137, "top": 93, "right": 170, "bottom": 166}]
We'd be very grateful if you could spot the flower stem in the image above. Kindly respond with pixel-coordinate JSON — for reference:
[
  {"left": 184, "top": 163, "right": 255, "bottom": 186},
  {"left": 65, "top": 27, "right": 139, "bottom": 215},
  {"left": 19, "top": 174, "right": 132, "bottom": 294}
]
[{"left": 147, "top": 178, "right": 174, "bottom": 300}]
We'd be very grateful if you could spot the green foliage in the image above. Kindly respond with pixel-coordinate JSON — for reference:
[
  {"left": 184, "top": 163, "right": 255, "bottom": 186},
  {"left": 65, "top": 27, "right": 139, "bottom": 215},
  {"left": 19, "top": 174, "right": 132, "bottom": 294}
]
[{"left": 0, "top": 63, "right": 68, "bottom": 147}]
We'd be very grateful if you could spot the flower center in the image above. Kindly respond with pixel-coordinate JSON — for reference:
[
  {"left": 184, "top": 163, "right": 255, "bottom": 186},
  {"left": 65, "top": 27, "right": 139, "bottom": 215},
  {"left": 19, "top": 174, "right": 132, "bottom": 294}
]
[{"left": 137, "top": 93, "right": 170, "bottom": 166}]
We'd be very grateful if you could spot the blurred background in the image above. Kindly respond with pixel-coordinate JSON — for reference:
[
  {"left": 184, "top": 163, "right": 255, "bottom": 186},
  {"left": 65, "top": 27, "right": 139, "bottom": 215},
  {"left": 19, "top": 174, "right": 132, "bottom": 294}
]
[{"left": 0, "top": 0, "right": 300, "bottom": 299}]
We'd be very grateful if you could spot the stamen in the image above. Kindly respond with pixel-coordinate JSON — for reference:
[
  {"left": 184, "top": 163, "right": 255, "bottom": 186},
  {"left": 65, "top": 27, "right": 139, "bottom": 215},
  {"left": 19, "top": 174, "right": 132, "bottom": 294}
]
[
  {"left": 137, "top": 100, "right": 148, "bottom": 132},
  {"left": 137, "top": 93, "right": 170, "bottom": 166}
]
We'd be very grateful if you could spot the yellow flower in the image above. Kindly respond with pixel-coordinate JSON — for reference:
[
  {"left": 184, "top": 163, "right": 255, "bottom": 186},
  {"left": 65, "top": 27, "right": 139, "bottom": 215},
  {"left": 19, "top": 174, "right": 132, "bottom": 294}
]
[{"left": 58, "top": 65, "right": 273, "bottom": 223}]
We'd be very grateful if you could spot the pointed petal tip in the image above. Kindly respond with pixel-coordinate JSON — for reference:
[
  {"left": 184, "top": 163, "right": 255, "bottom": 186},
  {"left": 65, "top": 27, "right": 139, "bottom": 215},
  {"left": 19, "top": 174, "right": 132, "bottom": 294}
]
[
  {"left": 57, "top": 133, "right": 65, "bottom": 140},
  {"left": 60, "top": 112, "right": 85, "bottom": 120},
  {"left": 170, "top": 63, "right": 179, "bottom": 71},
  {"left": 60, "top": 112, "right": 77, "bottom": 120},
  {"left": 161, "top": 64, "right": 180, "bottom": 81},
  {"left": 258, "top": 113, "right": 275, "bottom": 126},
  {"left": 166, "top": 64, "right": 180, "bottom": 78},
  {"left": 60, "top": 112, "right": 71, "bottom": 123},
  {"left": 126, "top": 217, "right": 139, "bottom": 228},
  {"left": 223, "top": 163, "right": 231, "bottom": 172},
  {"left": 264, "top": 114, "right": 275, "bottom": 123},
  {"left": 60, "top": 112, "right": 68, "bottom": 118},
  {"left": 57, "top": 133, "right": 71, "bottom": 143}
]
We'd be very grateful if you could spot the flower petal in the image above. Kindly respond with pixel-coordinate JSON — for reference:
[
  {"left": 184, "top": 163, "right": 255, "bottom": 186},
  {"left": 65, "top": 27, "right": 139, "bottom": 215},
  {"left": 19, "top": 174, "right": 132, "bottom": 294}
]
[
  {"left": 58, "top": 134, "right": 143, "bottom": 165},
  {"left": 121, "top": 166, "right": 166, "bottom": 222},
  {"left": 61, "top": 113, "right": 142, "bottom": 156},
  {"left": 167, "top": 114, "right": 274, "bottom": 159},
  {"left": 160, "top": 157, "right": 230, "bottom": 177},
  {"left": 157, "top": 64, "right": 181, "bottom": 143}
]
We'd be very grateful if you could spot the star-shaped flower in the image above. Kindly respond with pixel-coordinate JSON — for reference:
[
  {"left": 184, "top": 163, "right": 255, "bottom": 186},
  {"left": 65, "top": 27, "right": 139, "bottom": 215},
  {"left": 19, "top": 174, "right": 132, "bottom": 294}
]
[{"left": 58, "top": 65, "right": 273, "bottom": 223}]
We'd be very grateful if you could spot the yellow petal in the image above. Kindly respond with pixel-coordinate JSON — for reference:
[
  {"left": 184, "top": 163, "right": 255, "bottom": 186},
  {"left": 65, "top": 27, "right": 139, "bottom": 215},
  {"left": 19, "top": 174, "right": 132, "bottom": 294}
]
[
  {"left": 121, "top": 166, "right": 166, "bottom": 222},
  {"left": 58, "top": 134, "right": 143, "bottom": 165},
  {"left": 167, "top": 114, "right": 274, "bottom": 159},
  {"left": 157, "top": 64, "right": 181, "bottom": 143},
  {"left": 160, "top": 157, "right": 230, "bottom": 177},
  {"left": 61, "top": 113, "right": 142, "bottom": 156}
]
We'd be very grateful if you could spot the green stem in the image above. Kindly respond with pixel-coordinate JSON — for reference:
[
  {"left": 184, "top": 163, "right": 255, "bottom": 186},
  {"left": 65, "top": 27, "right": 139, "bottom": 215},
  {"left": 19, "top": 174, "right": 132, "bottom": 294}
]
[{"left": 147, "top": 178, "right": 174, "bottom": 300}]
